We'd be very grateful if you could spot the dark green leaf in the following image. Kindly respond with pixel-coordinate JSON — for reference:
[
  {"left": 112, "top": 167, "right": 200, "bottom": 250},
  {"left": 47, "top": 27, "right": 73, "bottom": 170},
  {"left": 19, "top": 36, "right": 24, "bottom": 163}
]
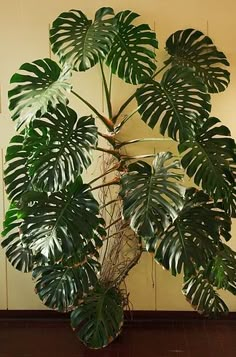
[
  {"left": 106, "top": 10, "right": 158, "bottom": 84},
  {"left": 50, "top": 7, "right": 116, "bottom": 71},
  {"left": 8, "top": 59, "right": 71, "bottom": 129},
  {"left": 33, "top": 258, "right": 100, "bottom": 312},
  {"left": 206, "top": 244, "right": 236, "bottom": 294},
  {"left": 27, "top": 104, "right": 98, "bottom": 192},
  {"left": 20, "top": 178, "right": 101, "bottom": 262},
  {"left": 165, "top": 28, "right": 230, "bottom": 93},
  {"left": 120, "top": 152, "right": 184, "bottom": 239},
  {"left": 136, "top": 66, "right": 211, "bottom": 140},
  {"left": 4, "top": 132, "right": 31, "bottom": 201},
  {"left": 155, "top": 188, "right": 231, "bottom": 276},
  {"left": 71, "top": 285, "right": 123, "bottom": 348},
  {"left": 1, "top": 204, "right": 34, "bottom": 272},
  {"left": 179, "top": 117, "right": 236, "bottom": 214},
  {"left": 183, "top": 271, "right": 229, "bottom": 315}
]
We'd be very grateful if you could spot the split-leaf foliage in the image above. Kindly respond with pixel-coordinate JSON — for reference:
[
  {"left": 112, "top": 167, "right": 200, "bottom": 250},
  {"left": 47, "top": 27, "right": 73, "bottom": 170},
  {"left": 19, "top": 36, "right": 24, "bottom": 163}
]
[{"left": 2, "top": 6, "right": 236, "bottom": 350}]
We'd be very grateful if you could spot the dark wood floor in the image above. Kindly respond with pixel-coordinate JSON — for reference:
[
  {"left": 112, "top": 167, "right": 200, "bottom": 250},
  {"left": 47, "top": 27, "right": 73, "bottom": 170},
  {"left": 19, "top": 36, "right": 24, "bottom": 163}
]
[{"left": 0, "top": 317, "right": 236, "bottom": 357}]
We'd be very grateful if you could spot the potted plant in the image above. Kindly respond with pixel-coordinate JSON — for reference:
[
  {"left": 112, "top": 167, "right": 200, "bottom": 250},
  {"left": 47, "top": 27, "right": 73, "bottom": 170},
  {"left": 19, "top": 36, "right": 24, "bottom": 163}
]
[{"left": 2, "top": 6, "right": 236, "bottom": 349}]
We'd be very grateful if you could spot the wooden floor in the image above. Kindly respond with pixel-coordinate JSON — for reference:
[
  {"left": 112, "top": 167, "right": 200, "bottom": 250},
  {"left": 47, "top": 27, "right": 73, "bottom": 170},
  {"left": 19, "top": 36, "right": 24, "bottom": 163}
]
[{"left": 0, "top": 318, "right": 236, "bottom": 357}]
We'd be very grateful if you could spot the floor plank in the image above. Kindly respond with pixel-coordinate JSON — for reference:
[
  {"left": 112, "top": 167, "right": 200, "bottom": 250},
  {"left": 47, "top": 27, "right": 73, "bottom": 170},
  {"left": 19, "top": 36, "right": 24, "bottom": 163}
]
[{"left": 0, "top": 318, "right": 235, "bottom": 356}]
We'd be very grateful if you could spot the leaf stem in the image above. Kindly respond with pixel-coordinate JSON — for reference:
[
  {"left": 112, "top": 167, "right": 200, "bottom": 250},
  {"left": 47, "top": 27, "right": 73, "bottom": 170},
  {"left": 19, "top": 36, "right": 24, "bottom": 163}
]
[
  {"left": 100, "top": 198, "right": 120, "bottom": 210},
  {"left": 98, "top": 131, "right": 116, "bottom": 147},
  {"left": 105, "top": 217, "right": 122, "bottom": 230},
  {"left": 71, "top": 90, "right": 114, "bottom": 130},
  {"left": 88, "top": 163, "right": 120, "bottom": 186},
  {"left": 99, "top": 61, "right": 113, "bottom": 119},
  {"left": 117, "top": 137, "right": 171, "bottom": 148},
  {"left": 113, "top": 63, "right": 169, "bottom": 123},
  {"left": 114, "top": 105, "right": 141, "bottom": 133},
  {"left": 121, "top": 153, "right": 158, "bottom": 160},
  {"left": 96, "top": 146, "right": 120, "bottom": 159},
  {"left": 90, "top": 178, "right": 120, "bottom": 192}
]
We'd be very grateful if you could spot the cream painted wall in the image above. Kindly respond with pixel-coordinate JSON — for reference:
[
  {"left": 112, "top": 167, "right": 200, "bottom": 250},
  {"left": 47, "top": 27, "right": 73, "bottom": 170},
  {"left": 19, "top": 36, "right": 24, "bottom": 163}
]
[{"left": 0, "top": 0, "right": 235, "bottom": 311}]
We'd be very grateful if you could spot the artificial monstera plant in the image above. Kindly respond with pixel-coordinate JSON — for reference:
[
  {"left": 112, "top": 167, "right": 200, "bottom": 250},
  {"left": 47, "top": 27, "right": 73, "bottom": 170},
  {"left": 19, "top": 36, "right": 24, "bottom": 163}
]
[{"left": 2, "top": 6, "right": 236, "bottom": 349}]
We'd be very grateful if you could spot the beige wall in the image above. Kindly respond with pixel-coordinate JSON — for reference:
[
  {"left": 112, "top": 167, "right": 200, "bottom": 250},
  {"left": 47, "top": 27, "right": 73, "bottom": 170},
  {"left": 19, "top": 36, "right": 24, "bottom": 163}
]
[{"left": 0, "top": 0, "right": 235, "bottom": 311}]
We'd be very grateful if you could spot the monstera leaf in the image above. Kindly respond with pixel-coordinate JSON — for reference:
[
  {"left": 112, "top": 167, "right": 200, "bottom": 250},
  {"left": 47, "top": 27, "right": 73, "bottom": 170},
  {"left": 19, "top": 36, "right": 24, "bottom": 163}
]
[
  {"left": 4, "top": 132, "right": 31, "bottom": 201},
  {"left": 136, "top": 66, "right": 211, "bottom": 140},
  {"left": 183, "top": 271, "right": 229, "bottom": 315},
  {"left": 1, "top": 204, "right": 34, "bottom": 272},
  {"left": 20, "top": 178, "right": 101, "bottom": 261},
  {"left": 27, "top": 104, "right": 98, "bottom": 192},
  {"left": 179, "top": 117, "right": 236, "bottom": 214},
  {"left": 165, "top": 28, "right": 230, "bottom": 93},
  {"left": 155, "top": 188, "right": 231, "bottom": 276},
  {"left": 206, "top": 244, "right": 236, "bottom": 295},
  {"left": 8, "top": 59, "right": 71, "bottom": 129},
  {"left": 33, "top": 258, "right": 100, "bottom": 312},
  {"left": 106, "top": 10, "right": 158, "bottom": 84},
  {"left": 50, "top": 7, "right": 116, "bottom": 71},
  {"left": 120, "top": 152, "right": 184, "bottom": 239},
  {"left": 71, "top": 285, "right": 123, "bottom": 348}
]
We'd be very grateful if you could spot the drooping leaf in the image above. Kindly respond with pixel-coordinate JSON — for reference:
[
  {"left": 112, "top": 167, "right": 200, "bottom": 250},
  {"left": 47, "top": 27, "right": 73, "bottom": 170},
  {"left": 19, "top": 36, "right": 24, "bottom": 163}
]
[
  {"left": 33, "top": 258, "right": 100, "bottom": 312},
  {"left": 136, "top": 66, "right": 211, "bottom": 140},
  {"left": 106, "top": 10, "right": 158, "bottom": 84},
  {"left": 4, "top": 132, "right": 31, "bottom": 201},
  {"left": 155, "top": 188, "right": 231, "bottom": 276},
  {"left": 183, "top": 271, "right": 229, "bottom": 315},
  {"left": 165, "top": 28, "right": 230, "bottom": 93},
  {"left": 50, "top": 7, "right": 116, "bottom": 71},
  {"left": 20, "top": 178, "right": 101, "bottom": 262},
  {"left": 206, "top": 244, "right": 236, "bottom": 295},
  {"left": 120, "top": 152, "right": 184, "bottom": 239},
  {"left": 179, "top": 117, "right": 236, "bottom": 214},
  {"left": 27, "top": 104, "right": 98, "bottom": 192},
  {"left": 71, "top": 285, "right": 123, "bottom": 348},
  {"left": 8, "top": 59, "right": 71, "bottom": 129},
  {"left": 1, "top": 204, "right": 34, "bottom": 272}
]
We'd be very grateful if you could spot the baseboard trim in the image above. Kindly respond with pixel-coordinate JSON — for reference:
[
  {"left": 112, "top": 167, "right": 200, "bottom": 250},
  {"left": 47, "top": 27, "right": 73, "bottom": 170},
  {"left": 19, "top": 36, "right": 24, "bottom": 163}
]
[{"left": 0, "top": 310, "right": 235, "bottom": 322}]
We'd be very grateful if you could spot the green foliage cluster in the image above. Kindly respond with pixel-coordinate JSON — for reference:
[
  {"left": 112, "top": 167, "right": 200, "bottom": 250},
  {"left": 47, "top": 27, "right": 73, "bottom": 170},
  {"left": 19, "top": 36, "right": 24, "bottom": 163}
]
[{"left": 2, "top": 6, "right": 236, "bottom": 349}]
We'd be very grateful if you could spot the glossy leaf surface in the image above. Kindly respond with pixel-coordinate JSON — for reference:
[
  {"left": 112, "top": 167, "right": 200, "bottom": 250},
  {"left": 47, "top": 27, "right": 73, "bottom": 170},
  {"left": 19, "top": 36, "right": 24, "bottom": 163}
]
[
  {"left": 33, "top": 258, "right": 100, "bottom": 312},
  {"left": 136, "top": 67, "right": 211, "bottom": 140},
  {"left": 106, "top": 10, "right": 158, "bottom": 84},
  {"left": 20, "top": 179, "right": 100, "bottom": 261},
  {"left": 165, "top": 28, "right": 230, "bottom": 93},
  {"left": 50, "top": 7, "right": 116, "bottom": 71},
  {"left": 71, "top": 286, "right": 123, "bottom": 348},
  {"left": 8, "top": 59, "right": 71, "bottom": 129},
  {"left": 155, "top": 188, "right": 231, "bottom": 276},
  {"left": 1, "top": 204, "right": 34, "bottom": 272},
  {"left": 28, "top": 104, "right": 98, "bottom": 192},
  {"left": 183, "top": 271, "right": 229, "bottom": 315},
  {"left": 179, "top": 117, "right": 236, "bottom": 214},
  {"left": 120, "top": 152, "right": 184, "bottom": 239}
]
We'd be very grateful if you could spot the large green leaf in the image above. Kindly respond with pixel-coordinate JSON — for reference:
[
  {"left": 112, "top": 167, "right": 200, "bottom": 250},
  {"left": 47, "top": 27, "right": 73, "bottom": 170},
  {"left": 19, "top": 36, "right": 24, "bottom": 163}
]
[
  {"left": 33, "top": 258, "right": 100, "bottom": 312},
  {"left": 27, "top": 104, "right": 98, "bottom": 192},
  {"left": 106, "top": 10, "right": 158, "bottom": 84},
  {"left": 179, "top": 117, "right": 236, "bottom": 214},
  {"left": 183, "top": 271, "right": 229, "bottom": 315},
  {"left": 136, "top": 66, "right": 211, "bottom": 140},
  {"left": 4, "top": 132, "right": 31, "bottom": 201},
  {"left": 50, "top": 7, "right": 116, "bottom": 71},
  {"left": 8, "top": 58, "right": 71, "bottom": 129},
  {"left": 155, "top": 188, "right": 231, "bottom": 276},
  {"left": 120, "top": 152, "right": 184, "bottom": 239},
  {"left": 1, "top": 204, "right": 34, "bottom": 272},
  {"left": 20, "top": 178, "right": 101, "bottom": 262},
  {"left": 165, "top": 28, "right": 230, "bottom": 93},
  {"left": 71, "top": 285, "right": 123, "bottom": 348},
  {"left": 206, "top": 244, "right": 236, "bottom": 295}
]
